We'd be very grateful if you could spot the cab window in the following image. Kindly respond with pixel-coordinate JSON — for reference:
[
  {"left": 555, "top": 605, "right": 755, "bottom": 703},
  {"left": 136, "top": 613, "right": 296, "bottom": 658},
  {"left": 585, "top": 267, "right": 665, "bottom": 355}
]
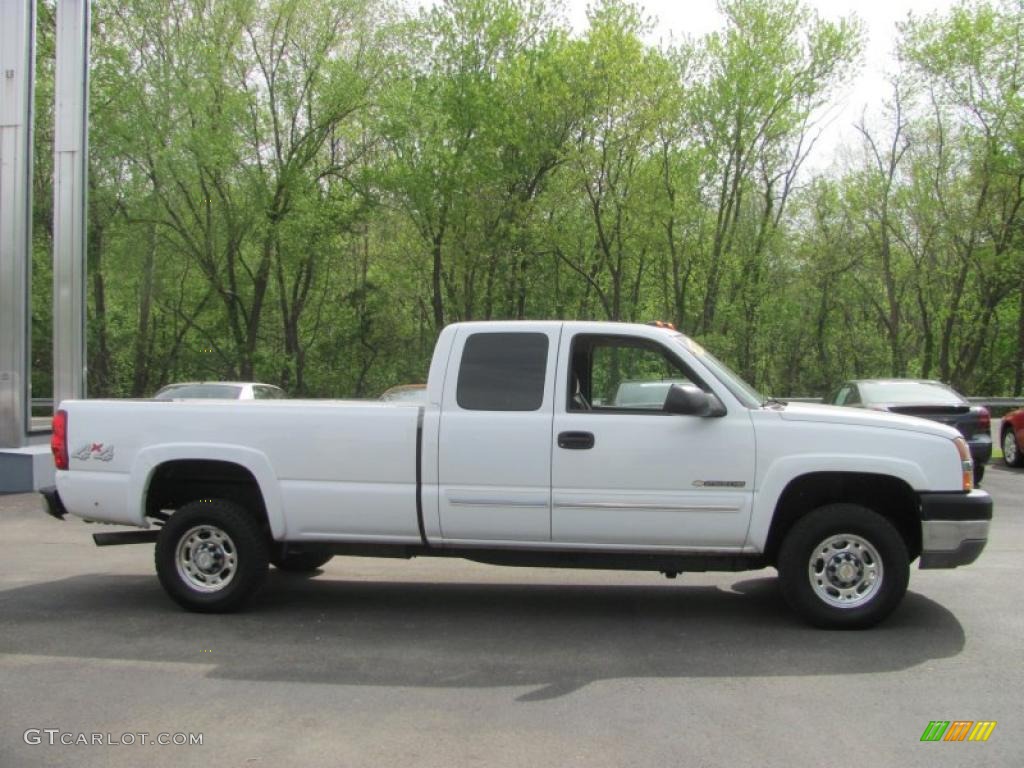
[
  {"left": 568, "top": 335, "right": 696, "bottom": 412},
  {"left": 456, "top": 332, "right": 548, "bottom": 411}
]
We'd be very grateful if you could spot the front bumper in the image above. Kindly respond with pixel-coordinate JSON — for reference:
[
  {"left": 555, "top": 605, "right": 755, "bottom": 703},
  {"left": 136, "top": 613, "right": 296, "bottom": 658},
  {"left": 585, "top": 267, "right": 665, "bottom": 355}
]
[{"left": 918, "top": 489, "right": 992, "bottom": 568}]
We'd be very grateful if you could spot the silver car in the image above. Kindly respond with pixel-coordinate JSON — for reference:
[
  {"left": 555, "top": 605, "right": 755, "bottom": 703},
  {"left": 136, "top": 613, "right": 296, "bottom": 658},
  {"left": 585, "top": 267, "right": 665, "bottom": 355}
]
[{"left": 153, "top": 382, "right": 287, "bottom": 400}]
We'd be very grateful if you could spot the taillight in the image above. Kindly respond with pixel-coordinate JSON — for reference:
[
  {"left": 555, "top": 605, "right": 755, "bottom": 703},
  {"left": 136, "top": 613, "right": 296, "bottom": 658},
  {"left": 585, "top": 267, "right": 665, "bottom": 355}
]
[
  {"left": 953, "top": 436, "right": 973, "bottom": 491},
  {"left": 52, "top": 409, "right": 68, "bottom": 470},
  {"left": 975, "top": 406, "right": 990, "bottom": 435}
]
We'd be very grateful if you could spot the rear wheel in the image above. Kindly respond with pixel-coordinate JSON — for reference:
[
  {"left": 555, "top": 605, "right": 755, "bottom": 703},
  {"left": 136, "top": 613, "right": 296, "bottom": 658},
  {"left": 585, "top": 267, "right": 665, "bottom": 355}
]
[
  {"left": 777, "top": 504, "right": 909, "bottom": 629},
  {"left": 155, "top": 499, "right": 269, "bottom": 613},
  {"left": 270, "top": 551, "right": 333, "bottom": 572},
  {"left": 1003, "top": 428, "right": 1023, "bottom": 467}
]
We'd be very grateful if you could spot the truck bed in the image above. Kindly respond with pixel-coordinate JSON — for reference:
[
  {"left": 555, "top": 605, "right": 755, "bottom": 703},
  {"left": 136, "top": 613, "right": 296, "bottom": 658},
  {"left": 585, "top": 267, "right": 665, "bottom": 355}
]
[{"left": 55, "top": 399, "right": 423, "bottom": 542}]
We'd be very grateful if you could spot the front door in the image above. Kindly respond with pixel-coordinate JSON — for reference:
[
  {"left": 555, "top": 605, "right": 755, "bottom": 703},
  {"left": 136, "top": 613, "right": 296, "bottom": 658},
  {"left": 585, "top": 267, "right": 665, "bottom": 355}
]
[{"left": 550, "top": 329, "right": 755, "bottom": 549}]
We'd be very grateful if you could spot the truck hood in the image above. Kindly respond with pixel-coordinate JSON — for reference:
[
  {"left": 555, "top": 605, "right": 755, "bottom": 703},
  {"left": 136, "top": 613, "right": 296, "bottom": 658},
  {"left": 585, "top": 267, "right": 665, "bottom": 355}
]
[{"left": 777, "top": 401, "right": 962, "bottom": 440}]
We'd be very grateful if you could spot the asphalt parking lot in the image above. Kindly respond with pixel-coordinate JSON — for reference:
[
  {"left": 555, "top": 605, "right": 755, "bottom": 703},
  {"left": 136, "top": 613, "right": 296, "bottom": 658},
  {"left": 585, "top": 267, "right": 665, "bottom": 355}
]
[{"left": 1, "top": 469, "right": 1021, "bottom": 768}]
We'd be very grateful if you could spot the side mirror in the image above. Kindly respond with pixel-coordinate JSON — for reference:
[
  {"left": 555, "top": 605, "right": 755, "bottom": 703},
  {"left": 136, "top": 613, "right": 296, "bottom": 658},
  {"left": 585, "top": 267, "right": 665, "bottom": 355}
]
[{"left": 664, "top": 383, "right": 726, "bottom": 417}]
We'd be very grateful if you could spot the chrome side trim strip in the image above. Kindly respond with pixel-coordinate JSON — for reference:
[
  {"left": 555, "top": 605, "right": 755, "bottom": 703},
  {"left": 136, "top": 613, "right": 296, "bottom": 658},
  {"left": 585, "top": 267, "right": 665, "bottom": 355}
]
[
  {"left": 448, "top": 498, "right": 550, "bottom": 508},
  {"left": 553, "top": 501, "right": 739, "bottom": 513}
]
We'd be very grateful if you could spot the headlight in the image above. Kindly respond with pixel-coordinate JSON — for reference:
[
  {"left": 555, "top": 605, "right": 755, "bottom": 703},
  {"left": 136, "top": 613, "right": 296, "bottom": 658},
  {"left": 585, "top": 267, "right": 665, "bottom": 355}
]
[{"left": 954, "top": 436, "right": 973, "bottom": 491}]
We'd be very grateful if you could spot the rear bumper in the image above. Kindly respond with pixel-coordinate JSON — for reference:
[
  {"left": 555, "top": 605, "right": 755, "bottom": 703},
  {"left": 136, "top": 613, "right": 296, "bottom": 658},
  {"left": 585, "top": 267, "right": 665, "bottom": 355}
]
[
  {"left": 39, "top": 485, "right": 68, "bottom": 520},
  {"left": 918, "top": 489, "right": 992, "bottom": 568},
  {"left": 968, "top": 436, "right": 992, "bottom": 465}
]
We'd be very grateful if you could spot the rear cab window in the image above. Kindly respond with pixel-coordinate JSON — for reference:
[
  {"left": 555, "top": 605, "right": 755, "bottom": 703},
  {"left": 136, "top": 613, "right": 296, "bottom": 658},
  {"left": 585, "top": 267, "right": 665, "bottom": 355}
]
[{"left": 456, "top": 332, "right": 549, "bottom": 411}]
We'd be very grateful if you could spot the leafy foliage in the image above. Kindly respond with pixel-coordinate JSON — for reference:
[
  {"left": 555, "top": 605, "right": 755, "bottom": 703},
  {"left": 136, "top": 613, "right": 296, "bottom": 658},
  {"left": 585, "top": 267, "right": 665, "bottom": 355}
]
[{"left": 29, "top": 0, "right": 1024, "bottom": 398}]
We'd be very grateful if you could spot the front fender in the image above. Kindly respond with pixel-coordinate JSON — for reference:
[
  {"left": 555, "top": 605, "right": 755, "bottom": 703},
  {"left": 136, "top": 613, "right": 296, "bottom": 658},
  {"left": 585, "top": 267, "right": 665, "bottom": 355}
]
[
  {"left": 746, "top": 454, "right": 929, "bottom": 551},
  {"left": 130, "top": 443, "right": 286, "bottom": 539}
]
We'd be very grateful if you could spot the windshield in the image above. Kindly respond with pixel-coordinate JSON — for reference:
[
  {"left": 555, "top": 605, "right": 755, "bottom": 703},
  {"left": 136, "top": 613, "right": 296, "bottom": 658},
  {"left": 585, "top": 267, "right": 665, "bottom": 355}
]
[
  {"left": 154, "top": 384, "right": 243, "bottom": 400},
  {"left": 671, "top": 335, "right": 764, "bottom": 408},
  {"left": 858, "top": 381, "right": 965, "bottom": 405}
]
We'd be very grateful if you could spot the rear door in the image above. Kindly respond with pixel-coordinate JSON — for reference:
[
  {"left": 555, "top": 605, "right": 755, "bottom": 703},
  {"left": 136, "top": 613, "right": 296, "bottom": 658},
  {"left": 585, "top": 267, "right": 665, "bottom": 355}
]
[{"left": 436, "top": 324, "right": 561, "bottom": 542}]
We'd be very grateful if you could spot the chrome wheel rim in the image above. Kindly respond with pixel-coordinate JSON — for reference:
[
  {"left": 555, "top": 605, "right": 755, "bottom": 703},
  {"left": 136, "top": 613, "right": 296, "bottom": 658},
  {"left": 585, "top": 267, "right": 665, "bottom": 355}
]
[
  {"left": 175, "top": 525, "right": 238, "bottom": 592},
  {"left": 808, "top": 534, "right": 883, "bottom": 609},
  {"left": 1004, "top": 432, "right": 1017, "bottom": 464}
]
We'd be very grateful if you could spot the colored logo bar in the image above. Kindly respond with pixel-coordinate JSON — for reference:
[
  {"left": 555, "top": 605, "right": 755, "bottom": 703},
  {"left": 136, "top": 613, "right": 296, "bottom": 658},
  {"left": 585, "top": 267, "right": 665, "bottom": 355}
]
[{"left": 920, "top": 721, "right": 996, "bottom": 742}]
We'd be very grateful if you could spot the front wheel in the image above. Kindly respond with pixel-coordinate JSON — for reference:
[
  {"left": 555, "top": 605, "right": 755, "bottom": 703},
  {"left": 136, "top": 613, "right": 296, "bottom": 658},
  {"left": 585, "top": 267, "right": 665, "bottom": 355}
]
[
  {"left": 155, "top": 499, "right": 269, "bottom": 613},
  {"left": 777, "top": 504, "right": 909, "bottom": 629}
]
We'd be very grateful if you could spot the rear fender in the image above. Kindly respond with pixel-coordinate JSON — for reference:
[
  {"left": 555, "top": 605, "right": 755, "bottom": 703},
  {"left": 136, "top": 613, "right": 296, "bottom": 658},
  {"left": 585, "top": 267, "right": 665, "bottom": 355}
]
[{"left": 130, "top": 444, "right": 285, "bottom": 539}]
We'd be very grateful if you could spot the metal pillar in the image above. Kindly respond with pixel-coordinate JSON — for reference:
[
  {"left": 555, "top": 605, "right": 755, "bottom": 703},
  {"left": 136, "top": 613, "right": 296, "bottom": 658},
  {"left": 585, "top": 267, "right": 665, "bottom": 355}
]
[
  {"left": 52, "top": 0, "right": 89, "bottom": 408},
  {"left": 0, "top": 0, "right": 35, "bottom": 449}
]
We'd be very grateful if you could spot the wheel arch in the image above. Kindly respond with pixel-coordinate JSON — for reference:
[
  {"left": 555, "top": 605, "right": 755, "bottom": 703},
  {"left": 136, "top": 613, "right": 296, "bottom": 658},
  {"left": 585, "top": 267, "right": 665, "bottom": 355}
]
[
  {"left": 761, "top": 471, "right": 921, "bottom": 565},
  {"left": 131, "top": 445, "right": 285, "bottom": 539}
]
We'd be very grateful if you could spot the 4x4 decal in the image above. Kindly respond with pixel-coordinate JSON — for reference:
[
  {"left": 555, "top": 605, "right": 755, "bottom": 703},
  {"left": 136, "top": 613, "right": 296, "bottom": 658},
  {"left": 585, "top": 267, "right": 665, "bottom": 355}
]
[{"left": 72, "top": 443, "right": 115, "bottom": 462}]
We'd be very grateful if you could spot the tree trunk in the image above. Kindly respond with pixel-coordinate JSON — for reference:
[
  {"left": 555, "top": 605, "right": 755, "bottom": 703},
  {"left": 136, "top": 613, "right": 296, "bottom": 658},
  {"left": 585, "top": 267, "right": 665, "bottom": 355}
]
[{"left": 131, "top": 222, "right": 157, "bottom": 396}]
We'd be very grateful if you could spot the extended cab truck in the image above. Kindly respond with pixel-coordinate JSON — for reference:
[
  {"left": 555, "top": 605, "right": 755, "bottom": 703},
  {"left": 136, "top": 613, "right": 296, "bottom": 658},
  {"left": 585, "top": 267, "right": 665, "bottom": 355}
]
[{"left": 40, "top": 321, "right": 993, "bottom": 628}]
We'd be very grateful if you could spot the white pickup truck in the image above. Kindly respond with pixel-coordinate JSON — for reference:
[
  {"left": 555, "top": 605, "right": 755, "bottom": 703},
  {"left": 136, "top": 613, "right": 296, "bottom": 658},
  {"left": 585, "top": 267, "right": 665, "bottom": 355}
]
[{"left": 41, "top": 321, "right": 992, "bottom": 628}]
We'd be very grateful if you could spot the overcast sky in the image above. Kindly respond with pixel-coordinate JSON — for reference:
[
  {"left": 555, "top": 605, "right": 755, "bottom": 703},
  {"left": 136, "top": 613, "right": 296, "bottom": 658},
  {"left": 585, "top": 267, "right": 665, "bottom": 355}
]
[{"left": 564, "top": 0, "right": 959, "bottom": 170}]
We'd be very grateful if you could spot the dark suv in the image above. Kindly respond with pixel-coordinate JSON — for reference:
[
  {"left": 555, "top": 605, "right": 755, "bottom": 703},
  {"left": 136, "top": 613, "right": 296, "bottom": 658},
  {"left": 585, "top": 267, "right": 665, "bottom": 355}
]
[{"left": 830, "top": 379, "right": 991, "bottom": 485}]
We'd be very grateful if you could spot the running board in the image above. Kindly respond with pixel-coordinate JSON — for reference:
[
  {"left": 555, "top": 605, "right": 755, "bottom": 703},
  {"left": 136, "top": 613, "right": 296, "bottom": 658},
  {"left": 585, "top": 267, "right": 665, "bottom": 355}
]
[{"left": 93, "top": 531, "right": 160, "bottom": 546}]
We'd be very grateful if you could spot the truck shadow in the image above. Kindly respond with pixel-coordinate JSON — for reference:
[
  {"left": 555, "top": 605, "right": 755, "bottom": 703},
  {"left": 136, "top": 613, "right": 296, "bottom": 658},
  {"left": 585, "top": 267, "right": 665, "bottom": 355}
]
[{"left": 0, "top": 571, "right": 965, "bottom": 701}]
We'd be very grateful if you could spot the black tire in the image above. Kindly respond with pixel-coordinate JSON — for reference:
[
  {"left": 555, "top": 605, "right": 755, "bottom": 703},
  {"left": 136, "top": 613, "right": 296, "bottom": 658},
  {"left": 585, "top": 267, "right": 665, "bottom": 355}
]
[
  {"left": 1002, "top": 427, "right": 1024, "bottom": 467},
  {"left": 777, "top": 504, "right": 909, "bottom": 629},
  {"left": 270, "top": 551, "right": 333, "bottom": 572},
  {"left": 155, "top": 499, "right": 269, "bottom": 613},
  {"left": 973, "top": 463, "right": 985, "bottom": 486}
]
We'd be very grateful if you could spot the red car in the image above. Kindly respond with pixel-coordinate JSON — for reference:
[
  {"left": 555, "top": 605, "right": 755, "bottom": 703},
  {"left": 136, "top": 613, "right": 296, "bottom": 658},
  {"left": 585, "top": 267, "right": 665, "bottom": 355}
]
[{"left": 1001, "top": 409, "right": 1024, "bottom": 466}]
